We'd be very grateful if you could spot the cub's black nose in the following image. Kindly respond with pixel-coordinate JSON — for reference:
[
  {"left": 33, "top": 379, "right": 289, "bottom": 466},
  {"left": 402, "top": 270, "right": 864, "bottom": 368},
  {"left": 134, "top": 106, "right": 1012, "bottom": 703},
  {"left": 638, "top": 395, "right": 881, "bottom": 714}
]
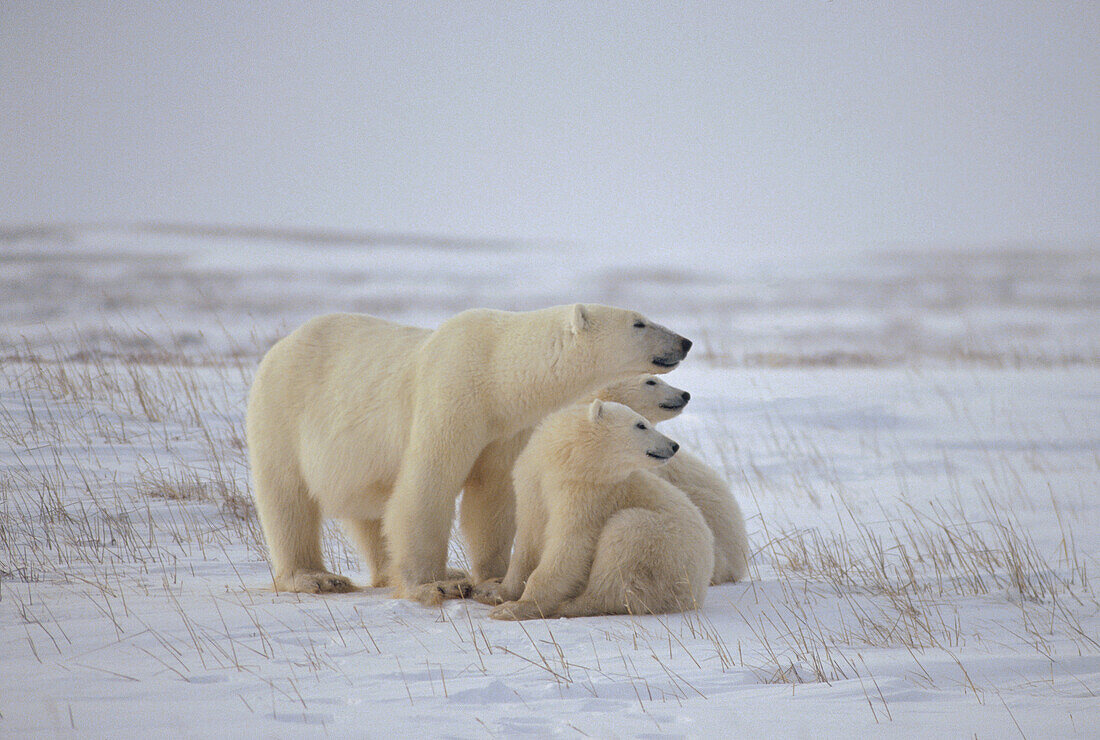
[
  {"left": 681, "top": 391, "right": 690, "bottom": 401},
  {"left": 670, "top": 442, "right": 680, "bottom": 453},
  {"left": 681, "top": 337, "right": 693, "bottom": 353}
]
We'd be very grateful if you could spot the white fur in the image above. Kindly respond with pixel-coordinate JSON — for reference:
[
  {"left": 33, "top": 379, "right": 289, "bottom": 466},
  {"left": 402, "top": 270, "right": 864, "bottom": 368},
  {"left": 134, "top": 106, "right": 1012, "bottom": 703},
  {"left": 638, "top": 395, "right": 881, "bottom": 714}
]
[
  {"left": 245, "top": 305, "right": 691, "bottom": 602},
  {"left": 594, "top": 375, "right": 750, "bottom": 584},
  {"left": 488, "top": 401, "right": 713, "bottom": 620}
]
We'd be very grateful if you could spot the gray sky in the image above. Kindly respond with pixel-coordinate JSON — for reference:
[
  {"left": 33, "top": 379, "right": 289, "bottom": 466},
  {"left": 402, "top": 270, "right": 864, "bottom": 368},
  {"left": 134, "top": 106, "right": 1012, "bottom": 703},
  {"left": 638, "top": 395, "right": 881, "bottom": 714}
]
[{"left": 2, "top": 2, "right": 1097, "bottom": 251}]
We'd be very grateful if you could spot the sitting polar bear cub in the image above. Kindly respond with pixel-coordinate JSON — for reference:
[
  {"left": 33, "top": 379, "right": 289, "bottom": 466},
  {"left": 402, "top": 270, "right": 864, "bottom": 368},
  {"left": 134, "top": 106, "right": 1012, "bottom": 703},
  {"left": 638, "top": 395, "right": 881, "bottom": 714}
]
[
  {"left": 489, "top": 400, "right": 713, "bottom": 620},
  {"left": 592, "top": 375, "right": 750, "bottom": 584},
  {"left": 246, "top": 304, "right": 691, "bottom": 604}
]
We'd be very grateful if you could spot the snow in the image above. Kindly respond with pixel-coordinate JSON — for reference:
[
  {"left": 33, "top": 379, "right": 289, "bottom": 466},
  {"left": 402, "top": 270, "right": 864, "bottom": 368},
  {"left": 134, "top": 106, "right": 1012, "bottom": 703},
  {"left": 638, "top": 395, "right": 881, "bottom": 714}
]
[{"left": 1, "top": 229, "right": 1098, "bottom": 737}]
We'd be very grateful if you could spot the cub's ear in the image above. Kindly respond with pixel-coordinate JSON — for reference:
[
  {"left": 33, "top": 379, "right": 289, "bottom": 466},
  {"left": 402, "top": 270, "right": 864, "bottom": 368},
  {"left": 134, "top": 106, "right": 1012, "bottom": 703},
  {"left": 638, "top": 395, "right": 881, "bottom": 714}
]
[
  {"left": 587, "top": 399, "right": 604, "bottom": 422},
  {"left": 570, "top": 304, "right": 589, "bottom": 335}
]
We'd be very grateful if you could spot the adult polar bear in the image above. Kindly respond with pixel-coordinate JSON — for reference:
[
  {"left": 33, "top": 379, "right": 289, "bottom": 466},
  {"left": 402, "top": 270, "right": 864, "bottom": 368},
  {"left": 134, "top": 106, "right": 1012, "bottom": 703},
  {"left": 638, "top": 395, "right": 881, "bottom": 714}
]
[{"left": 246, "top": 304, "right": 692, "bottom": 604}]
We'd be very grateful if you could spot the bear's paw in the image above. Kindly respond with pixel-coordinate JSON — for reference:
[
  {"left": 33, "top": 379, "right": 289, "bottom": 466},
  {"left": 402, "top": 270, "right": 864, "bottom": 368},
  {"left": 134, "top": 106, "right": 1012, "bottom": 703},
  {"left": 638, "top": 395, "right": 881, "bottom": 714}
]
[
  {"left": 403, "top": 577, "right": 473, "bottom": 606},
  {"left": 488, "top": 600, "right": 549, "bottom": 621},
  {"left": 470, "top": 578, "right": 507, "bottom": 605},
  {"left": 282, "top": 571, "right": 356, "bottom": 594}
]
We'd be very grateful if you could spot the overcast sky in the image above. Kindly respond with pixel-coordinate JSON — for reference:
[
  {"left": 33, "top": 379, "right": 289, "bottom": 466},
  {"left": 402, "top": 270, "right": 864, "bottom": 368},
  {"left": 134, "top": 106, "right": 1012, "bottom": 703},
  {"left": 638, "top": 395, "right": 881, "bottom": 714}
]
[{"left": 2, "top": 2, "right": 1097, "bottom": 251}]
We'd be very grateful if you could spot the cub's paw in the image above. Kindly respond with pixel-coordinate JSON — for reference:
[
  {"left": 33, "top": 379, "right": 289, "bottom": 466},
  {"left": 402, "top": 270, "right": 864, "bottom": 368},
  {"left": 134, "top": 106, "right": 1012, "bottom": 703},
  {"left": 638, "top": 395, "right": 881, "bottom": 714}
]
[
  {"left": 470, "top": 578, "right": 508, "bottom": 606},
  {"left": 445, "top": 567, "right": 470, "bottom": 581},
  {"left": 488, "top": 600, "right": 548, "bottom": 621},
  {"left": 404, "top": 578, "right": 473, "bottom": 607},
  {"left": 283, "top": 571, "right": 356, "bottom": 594}
]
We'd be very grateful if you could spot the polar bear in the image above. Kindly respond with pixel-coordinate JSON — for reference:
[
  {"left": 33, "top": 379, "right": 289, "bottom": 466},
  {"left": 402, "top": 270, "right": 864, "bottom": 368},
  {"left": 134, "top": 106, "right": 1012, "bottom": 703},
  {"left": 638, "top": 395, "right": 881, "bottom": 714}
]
[
  {"left": 488, "top": 400, "right": 713, "bottom": 620},
  {"left": 246, "top": 304, "right": 692, "bottom": 604},
  {"left": 593, "top": 375, "right": 750, "bottom": 584}
]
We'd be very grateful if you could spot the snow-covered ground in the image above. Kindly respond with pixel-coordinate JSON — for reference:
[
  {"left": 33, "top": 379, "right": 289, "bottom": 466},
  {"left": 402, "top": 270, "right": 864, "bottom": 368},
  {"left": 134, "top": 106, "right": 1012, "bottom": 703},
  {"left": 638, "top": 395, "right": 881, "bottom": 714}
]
[{"left": 2, "top": 228, "right": 1098, "bottom": 737}]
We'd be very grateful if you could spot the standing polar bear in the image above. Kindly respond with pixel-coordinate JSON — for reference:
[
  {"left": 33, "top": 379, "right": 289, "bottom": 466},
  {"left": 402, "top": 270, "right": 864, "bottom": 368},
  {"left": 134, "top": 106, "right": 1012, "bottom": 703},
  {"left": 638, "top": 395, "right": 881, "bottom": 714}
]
[
  {"left": 246, "top": 304, "right": 692, "bottom": 604},
  {"left": 592, "top": 375, "right": 751, "bottom": 584},
  {"left": 489, "top": 400, "right": 714, "bottom": 620}
]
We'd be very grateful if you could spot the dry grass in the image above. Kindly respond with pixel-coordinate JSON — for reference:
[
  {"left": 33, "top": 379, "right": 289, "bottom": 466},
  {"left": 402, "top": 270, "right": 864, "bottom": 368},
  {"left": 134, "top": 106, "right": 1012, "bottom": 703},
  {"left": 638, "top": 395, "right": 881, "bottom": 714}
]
[{"left": 0, "top": 329, "right": 265, "bottom": 588}]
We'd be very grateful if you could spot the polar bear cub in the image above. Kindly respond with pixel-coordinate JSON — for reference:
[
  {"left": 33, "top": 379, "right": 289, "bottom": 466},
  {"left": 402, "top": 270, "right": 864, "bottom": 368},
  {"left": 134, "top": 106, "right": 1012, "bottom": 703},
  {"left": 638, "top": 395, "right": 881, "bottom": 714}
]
[
  {"left": 593, "top": 375, "right": 750, "bottom": 584},
  {"left": 489, "top": 400, "right": 713, "bottom": 620},
  {"left": 246, "top": 304, "right": 692, "bottom": 603}
]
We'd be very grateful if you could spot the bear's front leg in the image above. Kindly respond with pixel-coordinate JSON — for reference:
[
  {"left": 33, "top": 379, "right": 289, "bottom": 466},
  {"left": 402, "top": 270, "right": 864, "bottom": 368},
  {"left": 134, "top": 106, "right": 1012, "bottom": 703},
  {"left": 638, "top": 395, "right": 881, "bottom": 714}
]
[
  {"left": 499, "top": 517, "right": 601, "bottom": 617},
  {"left": 383, "top": 430, "right": 485, "bottom": 606}
]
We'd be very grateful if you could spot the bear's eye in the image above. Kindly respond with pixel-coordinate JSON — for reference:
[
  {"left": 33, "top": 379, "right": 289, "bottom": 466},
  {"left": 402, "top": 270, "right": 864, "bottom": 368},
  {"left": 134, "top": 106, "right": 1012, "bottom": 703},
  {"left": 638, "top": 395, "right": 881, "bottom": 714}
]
[
  {"left": 645, "top": 379, "right": 657, "bottom": 386},
  {"left": 633, "top": 321, "right": 645, "bottom": 328},
  {"left": 635, "top": 422, "right": 646, "bottom": 430}
]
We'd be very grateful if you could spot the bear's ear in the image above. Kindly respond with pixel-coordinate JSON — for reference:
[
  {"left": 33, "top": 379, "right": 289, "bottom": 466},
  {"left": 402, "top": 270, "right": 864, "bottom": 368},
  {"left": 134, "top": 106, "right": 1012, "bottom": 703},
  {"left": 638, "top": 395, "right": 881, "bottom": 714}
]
[
  {"left": 570, "top": 304, "right": 589, "bottom": 335},
  {"left": 587, "top": 399, "right": 604, "bottom": 422}
]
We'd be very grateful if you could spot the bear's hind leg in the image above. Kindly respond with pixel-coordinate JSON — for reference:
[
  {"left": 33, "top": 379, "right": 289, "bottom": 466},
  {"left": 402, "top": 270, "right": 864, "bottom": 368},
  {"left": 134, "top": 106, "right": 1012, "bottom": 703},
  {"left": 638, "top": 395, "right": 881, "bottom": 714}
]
[
  {"left": 254, "top": 468, "right": 353, "bottom": 594},
  {"left": 473, "top": 506, "right": 545, "bottom": 605},
  {"left": 725, "top": 497, "right": 751, "bottom": 583},
  {"left": 343, "top": 518, "right": 391, "bottom": 587},
  {"left": 460, "top": 434, "right": 526, "bottom": 584},
  {"left": 711, "top": 551, "right": 734, "bottom": 586}
]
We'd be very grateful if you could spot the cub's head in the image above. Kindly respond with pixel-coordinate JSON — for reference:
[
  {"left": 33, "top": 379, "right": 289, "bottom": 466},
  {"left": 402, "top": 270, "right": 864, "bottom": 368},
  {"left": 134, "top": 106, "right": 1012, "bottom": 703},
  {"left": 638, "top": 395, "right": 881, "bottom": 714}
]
[
  {"left": 594, "top": 375, "right": 691, "bottom": 423},
  {"left": 529, "top": 399, "right": 680, "bottom": 484},
  {"left": 583, "top": 399, "right": 679, "bottom": 475},
  {"left": 566, "top": 304, "right": 692, "bottom": 376}
]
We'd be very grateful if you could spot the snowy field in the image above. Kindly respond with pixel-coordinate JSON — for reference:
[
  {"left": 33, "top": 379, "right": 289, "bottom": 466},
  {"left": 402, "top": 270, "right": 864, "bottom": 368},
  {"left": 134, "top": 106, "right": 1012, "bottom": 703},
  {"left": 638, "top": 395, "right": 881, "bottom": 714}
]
[{"left": 2, "top": 227, "right": 1099, "bottom": 737}]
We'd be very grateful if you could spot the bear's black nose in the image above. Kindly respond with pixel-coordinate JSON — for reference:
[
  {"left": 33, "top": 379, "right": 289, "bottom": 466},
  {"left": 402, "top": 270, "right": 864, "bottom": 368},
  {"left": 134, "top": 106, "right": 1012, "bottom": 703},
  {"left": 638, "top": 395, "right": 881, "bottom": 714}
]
[
  {"left": 681, "top": 337, "right": 693, "bottom": 354},
  {"left": 681, "top": 391, "right": 690, "bottom": 401},
  {"left": 670, "top": 442, "right": 680, "bottom": 453}
]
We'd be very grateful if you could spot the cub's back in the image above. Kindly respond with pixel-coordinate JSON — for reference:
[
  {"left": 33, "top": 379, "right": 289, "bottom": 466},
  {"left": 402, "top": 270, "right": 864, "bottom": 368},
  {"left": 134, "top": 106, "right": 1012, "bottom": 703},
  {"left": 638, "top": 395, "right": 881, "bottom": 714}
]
[{"left": 613, "top": 470, "right": 708, "bottom": 525}]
